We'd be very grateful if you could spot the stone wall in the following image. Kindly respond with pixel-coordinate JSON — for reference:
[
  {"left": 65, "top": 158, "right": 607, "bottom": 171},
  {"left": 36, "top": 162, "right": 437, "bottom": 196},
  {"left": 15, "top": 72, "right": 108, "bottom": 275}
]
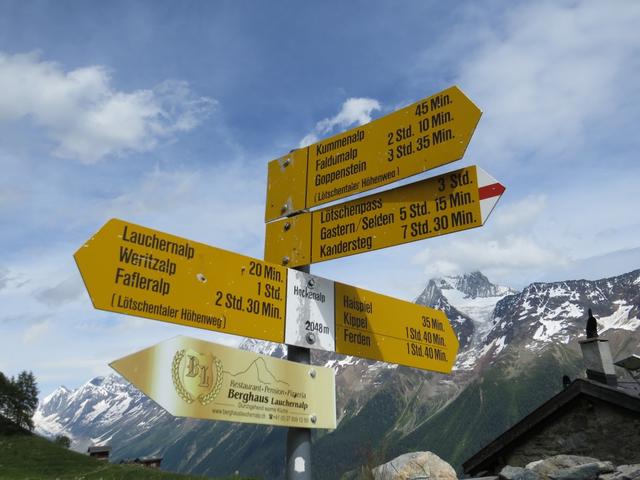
[{"left": 505, "top": 397, "right": 640, "bottom": 468}]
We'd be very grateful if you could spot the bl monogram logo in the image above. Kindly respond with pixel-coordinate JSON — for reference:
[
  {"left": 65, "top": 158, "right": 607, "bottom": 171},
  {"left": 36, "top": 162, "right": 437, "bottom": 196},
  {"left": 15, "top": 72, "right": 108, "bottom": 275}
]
[{"left": 172, "top": 349, "right": 223, "bottom": 405}]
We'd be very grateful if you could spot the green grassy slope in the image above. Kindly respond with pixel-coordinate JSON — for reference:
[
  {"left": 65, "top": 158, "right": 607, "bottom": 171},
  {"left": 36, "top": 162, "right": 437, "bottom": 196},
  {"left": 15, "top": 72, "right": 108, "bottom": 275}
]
[{"left": 0, "top": 417, "right": 251, "bottom": 480}]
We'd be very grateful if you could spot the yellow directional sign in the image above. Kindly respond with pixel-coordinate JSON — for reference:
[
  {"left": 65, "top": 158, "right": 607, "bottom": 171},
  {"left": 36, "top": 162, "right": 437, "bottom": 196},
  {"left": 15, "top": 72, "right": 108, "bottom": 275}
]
[
  {"left": 284, "top": 269, "right": 459, "bottom": 373},
  {"left": 75, "top": 219, "right": 288, "bottom": 343},
  {"left": 76, "top": 218, "right": 460, "bottom": 372},
  {"left": 111, "top": 336, "right": 336, "bottom": 429},
  {"left": 335, "top": 284, "right": 458, "bottom": 373},
  {"left": 265, "top": 166, "right": 505, "bottom": 267},
  {"left": 265, "top": 85, "right": 481, "bottom": 222}
]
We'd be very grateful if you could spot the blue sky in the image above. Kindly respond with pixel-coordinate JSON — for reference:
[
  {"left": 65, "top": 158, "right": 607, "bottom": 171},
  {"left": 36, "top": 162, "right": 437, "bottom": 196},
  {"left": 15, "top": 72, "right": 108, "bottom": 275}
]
[{"left": 1, "top": 0, "right": 639, "bottom": 398}]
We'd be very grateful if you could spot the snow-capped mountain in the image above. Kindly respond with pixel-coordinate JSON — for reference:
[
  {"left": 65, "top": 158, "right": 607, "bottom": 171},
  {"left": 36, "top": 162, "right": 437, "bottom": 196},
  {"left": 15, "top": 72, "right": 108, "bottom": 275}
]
[
  {"left": 435, "top": 271, "right": 516, "bottom": 323},
  {"left": 415, "top": 271, "right": 517, "bottom": 354},
  {"left": 34, "top": 374, "right": 169, "bottom": 452},
  {"left": 486, "top": 270, "right": 640, "bottom": 353},
  {"left": 33, "top": 269, "right": 640, "bottom": 479},
  {"left": 33, "top": 338, "right": 291, "bottom": 454}
]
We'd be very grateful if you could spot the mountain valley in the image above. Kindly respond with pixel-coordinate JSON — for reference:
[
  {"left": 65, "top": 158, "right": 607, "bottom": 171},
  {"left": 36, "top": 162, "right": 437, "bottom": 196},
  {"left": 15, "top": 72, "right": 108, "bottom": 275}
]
[{"left": 34, "top": 269, "right": 640, "bottom": 478}]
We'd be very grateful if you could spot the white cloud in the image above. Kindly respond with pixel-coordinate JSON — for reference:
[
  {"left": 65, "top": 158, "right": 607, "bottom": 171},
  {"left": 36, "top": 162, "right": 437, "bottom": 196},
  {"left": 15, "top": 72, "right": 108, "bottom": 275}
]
[
  {"left": 299, "top": 97, "right": 381, "bottom": 147},
  {"left": 35, "top": 276, "right": 84, "bottom": 306},
  {"left": 0, "top": 266, "right": 9, "bottom": 290},
  {"left": 454, "top": 0, "right": 640, "bottom": 164},
  {"left": 316, "top": 98, "right": 381, "bottom": 134},
  {"left": 402, "top": 0, "right": 640, "bottom": 288},
  {"left": 23, "top": 319, "right": 52, "bottom": 344},
  {"left": 299, "top": 132, "right": 319, "bottom": 148},
  {"left": 414, "top": 235, "right": 568, "bottom": 281},
  {"left": 410, "top": 191, "right": 558, "bottom": 284},
  {"left": 493, "top": 195, "right": 547, "bottom": 232},
  {"left": 0, "top": 51, "right": 215, "bottom": 163},
  {"left": 99, "top": 161, "right": 266, "bottom": 255}
]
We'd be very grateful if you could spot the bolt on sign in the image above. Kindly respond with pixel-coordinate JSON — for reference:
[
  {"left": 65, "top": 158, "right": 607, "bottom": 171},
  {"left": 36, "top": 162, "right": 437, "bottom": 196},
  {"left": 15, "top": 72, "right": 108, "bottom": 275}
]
[
  {"left": 264, "top": 166, "right": 505, "bottom": 268},
  {"left": 110, "top": 336, "right": 336, "bottom": 429},
  {"left": 75, "top": 219, "right": 459, "bottom": 372},
  {"left": 265, "top": 85, "right": 481, "bottom": 222}
]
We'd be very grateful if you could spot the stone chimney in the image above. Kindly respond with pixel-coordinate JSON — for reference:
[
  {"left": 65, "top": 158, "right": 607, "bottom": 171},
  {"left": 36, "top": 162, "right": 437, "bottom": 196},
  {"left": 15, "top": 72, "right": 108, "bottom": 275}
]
[{"left": 579, "top": 338, "right": 618, "bottom": 387}]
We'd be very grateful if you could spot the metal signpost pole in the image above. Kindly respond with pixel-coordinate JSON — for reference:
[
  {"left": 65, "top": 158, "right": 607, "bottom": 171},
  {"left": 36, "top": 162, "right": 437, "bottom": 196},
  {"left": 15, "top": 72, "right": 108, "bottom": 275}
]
[
  {"left": 278, "top": 142, "right": 312, "bottom": 478},
  {"left": 286, "top": 263, "right": 312, "bottom": 479}
]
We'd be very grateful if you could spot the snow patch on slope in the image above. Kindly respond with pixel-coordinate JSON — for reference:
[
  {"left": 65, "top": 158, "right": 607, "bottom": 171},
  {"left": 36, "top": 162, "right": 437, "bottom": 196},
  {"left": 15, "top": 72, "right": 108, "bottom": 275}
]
[
  {"left": 599, "top": 302, "right": 640, "bottom": 332},
  {"left": 438, "top": 275, "right": 516, "bottom": 343},
  {"left": 533, "top": 318, "right": 567, "bottom": 342},
  {"left": 325, "top": 356, "right": 357, "bottom": 370},
  {"left": 440, "top": 288, "right": 503, "bottom": 324},
  {"left": 546, "top": 302, "right": 583, "bottom": 320},
  {"left": 33, "top": 411, "right": 67, "bottom": 438}
]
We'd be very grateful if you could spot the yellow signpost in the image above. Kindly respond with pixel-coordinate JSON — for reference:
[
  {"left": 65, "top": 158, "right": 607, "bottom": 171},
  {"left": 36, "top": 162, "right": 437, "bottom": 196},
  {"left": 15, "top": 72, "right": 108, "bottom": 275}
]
[
  {"left": 265, "top": 166, "right": 505, "bottom": 267},
  {"left": 265, "top": 85, "right": 481, "bottom": 222},
  {"left": 75, "top": 218, "right": 459, "bottom": 373},
  {"left": 74, "top": 84, "right": 493, "bottom": 462},
  {"left": 335, "top": 284, "right": 458, "bottom": 373},
  {"left": 110, "top": 336, "right": 336, "bottom": 429},
  {"left": 75, "top": 218, "right": 288, "bottom": 343}
]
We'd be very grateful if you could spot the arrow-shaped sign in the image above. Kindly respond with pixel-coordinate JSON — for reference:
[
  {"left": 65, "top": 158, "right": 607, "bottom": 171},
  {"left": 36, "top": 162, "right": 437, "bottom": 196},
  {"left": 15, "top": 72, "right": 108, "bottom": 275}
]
[
  {"left": 110, "top": 336, "right": 337, "bottom": 429},
  {"left": 75, "top": 219, "right": 288, "bottom": 343},
  {"left": 265, "top": 85, "right": 482, "bottom": 222},
  {"left": 286, "top": 269, "right": 459, "bottom": 373},
  {"left": 75, "top": 219, "right": 459, "bottom": 372},
  {"left": 265, "top": 165, "right": 505, "bottom": 267}
]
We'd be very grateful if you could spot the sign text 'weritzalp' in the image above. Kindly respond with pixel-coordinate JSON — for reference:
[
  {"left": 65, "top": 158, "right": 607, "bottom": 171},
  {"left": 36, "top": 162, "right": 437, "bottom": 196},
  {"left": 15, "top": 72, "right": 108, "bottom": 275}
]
[
  {"left": 264, "top": 166, "right": 505, "bottom": 267},
  {"left": 75, "top": 219, "right": 459, "bottom": 372},
  {"left": 110, "top": 336, "right": 336, "bottom": 429},
  {"left": 265, "top": 86, "right": 481, "bottom": 221}
]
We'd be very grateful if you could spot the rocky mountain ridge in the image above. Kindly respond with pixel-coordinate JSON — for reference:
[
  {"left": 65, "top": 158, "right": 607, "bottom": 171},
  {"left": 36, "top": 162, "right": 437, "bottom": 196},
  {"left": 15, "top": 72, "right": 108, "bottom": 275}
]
[{"left": 415, "top": 271, "right": 517, "bottom": 368}]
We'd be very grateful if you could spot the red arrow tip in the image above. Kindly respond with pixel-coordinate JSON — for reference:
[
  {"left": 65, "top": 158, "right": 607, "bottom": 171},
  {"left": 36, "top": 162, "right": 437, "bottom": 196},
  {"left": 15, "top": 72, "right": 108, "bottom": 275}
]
[{"left": 479, "top": 182, "right": 506, "bottom": 200}]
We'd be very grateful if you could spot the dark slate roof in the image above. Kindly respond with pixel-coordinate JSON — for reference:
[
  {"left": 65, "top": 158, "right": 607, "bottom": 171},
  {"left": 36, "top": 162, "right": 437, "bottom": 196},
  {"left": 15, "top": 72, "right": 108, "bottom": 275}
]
[
  {"left": 120, "top": 456, "right": 163, "bottom": 464},
  {"left": 136, "top": 456, "right": 163, "bottom": 462},
  {"left": 87, "top": 445, "right": 112, "bottom": 454},
  {"left": 463, "top": 378, "right": 640, "bottom": 475}
]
